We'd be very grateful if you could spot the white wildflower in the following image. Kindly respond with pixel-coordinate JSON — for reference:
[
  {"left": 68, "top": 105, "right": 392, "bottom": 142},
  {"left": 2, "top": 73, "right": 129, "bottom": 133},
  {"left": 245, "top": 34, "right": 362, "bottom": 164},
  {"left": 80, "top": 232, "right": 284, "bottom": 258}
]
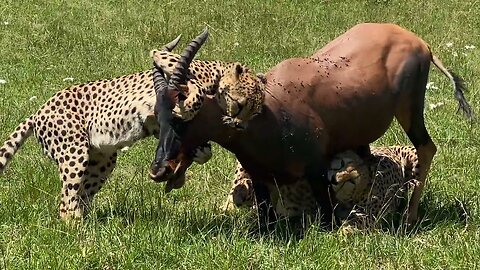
[
  {"left": 445, "top": 42, "right": 453, "bottom": 48},
  {"left": 426, "top": 82, "right": 438, "bottom": 90},
  {"left": 29, "top": 96, "right": 38, "bottom": 102},
  {"left": 233, "top": 42, "right": 239, "bottom": 46},
  {"left": 121, "top": 146, "right": 130, "bottom": 152},
  {"left": 452, "top": 51, "right": 458, "bottom": 57},
  {"left": 429, "top": 102, "right": 445, "bottom": 110},
  {"left": 465, "top": 45, "right": 476, "bottom": 50},
  {"left": 0, "top": 79, "right": 6, "bottom": 84},
  {"left": 3, "top": 21, "right": 9, "bottom": 25},
  {"left": 63, "top": 77, "right": 74, "bottom": 82}
]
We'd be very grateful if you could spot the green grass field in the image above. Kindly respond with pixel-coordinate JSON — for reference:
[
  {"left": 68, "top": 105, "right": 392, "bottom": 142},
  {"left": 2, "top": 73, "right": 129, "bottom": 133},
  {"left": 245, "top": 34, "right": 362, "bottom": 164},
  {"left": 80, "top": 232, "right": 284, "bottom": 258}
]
[{"left": 0, "top": 0, "right": 479, "bottom": 269}]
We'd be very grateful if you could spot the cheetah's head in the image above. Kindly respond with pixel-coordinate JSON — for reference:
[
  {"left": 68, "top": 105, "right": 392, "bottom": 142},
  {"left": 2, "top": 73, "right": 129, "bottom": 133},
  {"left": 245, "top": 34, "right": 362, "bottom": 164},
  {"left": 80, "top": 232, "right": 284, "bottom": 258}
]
[
  {"left": 328, "top": 150, "right": 370, "bottom": 204},
  {"left": 217, "top": 64, "right": 265, "bottom": 130}
]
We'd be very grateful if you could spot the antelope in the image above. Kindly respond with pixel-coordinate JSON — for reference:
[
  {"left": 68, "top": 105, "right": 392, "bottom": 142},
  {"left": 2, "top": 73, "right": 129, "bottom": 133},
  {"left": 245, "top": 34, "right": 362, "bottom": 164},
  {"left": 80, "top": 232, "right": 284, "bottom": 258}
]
[{"left": 150, "top": 23, "right": 473, "bottom": 225}]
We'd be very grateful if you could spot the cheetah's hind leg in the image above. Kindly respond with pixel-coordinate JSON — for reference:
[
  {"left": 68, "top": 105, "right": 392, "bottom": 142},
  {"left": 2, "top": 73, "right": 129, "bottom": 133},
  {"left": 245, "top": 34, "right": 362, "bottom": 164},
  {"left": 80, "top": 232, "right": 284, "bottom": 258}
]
[{"left": 58, "top": 146, "right": 117, "bottom": 220}]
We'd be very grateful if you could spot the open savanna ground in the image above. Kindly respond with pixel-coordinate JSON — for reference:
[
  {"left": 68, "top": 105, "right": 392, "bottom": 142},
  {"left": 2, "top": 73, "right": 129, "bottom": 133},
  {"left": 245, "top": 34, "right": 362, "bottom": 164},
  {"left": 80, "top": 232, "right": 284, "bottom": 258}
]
[{"left": 0, "top": 0, "right": 479, "bottom": 269}]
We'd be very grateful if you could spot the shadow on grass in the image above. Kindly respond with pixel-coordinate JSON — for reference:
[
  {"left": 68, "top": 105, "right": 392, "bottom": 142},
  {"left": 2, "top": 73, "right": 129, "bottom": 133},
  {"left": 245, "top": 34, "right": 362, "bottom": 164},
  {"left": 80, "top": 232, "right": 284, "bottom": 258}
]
[
  {"left": 364, "top": 191, "right": 471, "bottom": 235},
  {"left": 90, "top": 201, "right": 334, "bottom": 243},
  {"left": 88, "top": 189, "right": 471, "bottom": 242},
  {"left": 413, "top": 191, "right": 470, "bottom": 232},
  {"left": 164, "top": 209, "right": 337, "bottom": 243},
  {"left": 175, "top": 195, "right": 471, "bottom": 240}
]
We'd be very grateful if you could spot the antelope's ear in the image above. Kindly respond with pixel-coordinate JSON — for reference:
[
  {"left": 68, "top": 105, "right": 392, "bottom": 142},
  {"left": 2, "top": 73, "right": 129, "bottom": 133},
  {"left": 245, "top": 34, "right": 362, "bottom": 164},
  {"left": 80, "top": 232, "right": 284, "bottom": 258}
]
[{"left": 256, "top": 73, "right": 267, "bottom": 84}]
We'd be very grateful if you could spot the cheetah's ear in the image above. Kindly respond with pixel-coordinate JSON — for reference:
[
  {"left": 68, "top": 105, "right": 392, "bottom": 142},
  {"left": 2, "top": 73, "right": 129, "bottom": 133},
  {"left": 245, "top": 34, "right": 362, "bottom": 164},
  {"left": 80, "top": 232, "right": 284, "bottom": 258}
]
[
  {"left": 229, "top": 63, "right": 243, "bottom": 81},
  {"left": 256, "top": 73, "right": 267, "bottom": 84},
  {"left": 235, "top": 63, "right": 244, "bottom": 75}
]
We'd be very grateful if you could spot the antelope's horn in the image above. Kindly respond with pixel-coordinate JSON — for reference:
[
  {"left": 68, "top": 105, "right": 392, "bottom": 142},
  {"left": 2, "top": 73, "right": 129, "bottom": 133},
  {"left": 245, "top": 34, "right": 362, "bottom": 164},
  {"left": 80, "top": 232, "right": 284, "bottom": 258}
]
[
  {"left": 169, "top": 27, "right": 209, "bottom": 91},
  {"left": 153, "top": 62, "right": 169, "bottom": 95},
  {"left": 161, "top": 34, "right": 182, "bottom": 52}
]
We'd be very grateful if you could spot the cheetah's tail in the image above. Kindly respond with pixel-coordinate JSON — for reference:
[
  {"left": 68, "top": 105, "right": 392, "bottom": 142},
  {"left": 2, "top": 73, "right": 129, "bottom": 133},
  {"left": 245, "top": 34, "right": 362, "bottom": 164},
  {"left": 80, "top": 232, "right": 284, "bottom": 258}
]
[{"left": 0, "top": 117, "right": 35, "bottom": 173}]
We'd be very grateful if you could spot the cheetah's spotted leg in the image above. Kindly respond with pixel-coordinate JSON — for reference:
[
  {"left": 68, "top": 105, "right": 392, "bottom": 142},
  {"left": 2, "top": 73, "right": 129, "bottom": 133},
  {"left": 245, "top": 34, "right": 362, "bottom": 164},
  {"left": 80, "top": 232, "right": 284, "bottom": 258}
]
[
  {"left": 59, "top": 146, "right": 117, "bottom": 220},
  {"left": 222, "top": 178, "right": 254, "bottom": 212},
  {"left": 58, "top": 139, "right": 90, "bottom": 220},
  {"left": 222, "top": 161, "right": 255, "bottom": 212},
  {"left": 79, "top": 150, "right": 117, "bottom": 215}
]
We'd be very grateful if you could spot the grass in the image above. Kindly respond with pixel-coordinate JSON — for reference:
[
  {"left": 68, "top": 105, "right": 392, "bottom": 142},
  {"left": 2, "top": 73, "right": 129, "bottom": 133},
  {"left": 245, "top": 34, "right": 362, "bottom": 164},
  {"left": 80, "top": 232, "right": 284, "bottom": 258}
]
[{"left": 0, "top": 0, "right": 479, "bottom": 268}]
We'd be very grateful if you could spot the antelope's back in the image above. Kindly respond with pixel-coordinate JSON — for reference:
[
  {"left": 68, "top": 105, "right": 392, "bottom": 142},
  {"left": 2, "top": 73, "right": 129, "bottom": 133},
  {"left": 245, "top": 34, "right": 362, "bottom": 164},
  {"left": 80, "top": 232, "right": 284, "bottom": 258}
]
[{"left": 264, "top": 23, "right": 432, "bottom": 156}]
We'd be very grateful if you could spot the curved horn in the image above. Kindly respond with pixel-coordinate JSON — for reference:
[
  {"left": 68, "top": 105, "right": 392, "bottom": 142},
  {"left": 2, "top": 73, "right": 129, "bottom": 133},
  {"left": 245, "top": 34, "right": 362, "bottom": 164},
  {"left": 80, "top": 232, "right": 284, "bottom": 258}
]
[
  {"left": 169, "top": 27, "right": 209, "bottom": 91},
  {"left": 150, "top": 57, "right": 181, "bottom": 181},
  {"left": 161, "top": 34, "right": 182, "bottom": 52},
  {"left": 152, "top": 61, "right": 169, "bottom": 95}
]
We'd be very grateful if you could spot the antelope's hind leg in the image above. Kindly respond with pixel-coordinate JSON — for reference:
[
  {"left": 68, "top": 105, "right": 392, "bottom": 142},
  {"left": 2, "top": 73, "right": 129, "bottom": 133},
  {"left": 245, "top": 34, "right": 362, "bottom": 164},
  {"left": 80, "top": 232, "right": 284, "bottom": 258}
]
[{"left": 394, "top": 56, "right": 436, "bottom": 225}]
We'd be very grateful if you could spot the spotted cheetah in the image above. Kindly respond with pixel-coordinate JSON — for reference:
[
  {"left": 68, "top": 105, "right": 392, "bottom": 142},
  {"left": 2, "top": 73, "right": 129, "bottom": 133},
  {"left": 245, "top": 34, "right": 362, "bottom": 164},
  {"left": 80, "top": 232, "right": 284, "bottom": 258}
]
[
  {"left": 224, "top": 146, "right": 419, "bottom": 227},
  {"left": 0, "top": 33, "right": 263, "bottom": 220},
  {"left": 329, "top": 146, "right": 420, "bottom": 227}
]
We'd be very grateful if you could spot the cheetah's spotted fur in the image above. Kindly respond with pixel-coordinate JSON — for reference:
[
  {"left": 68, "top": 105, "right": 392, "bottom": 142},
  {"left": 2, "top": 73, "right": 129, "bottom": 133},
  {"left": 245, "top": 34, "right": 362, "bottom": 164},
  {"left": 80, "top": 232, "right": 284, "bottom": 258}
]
[
  {"left": 0, "top": 69, "right": 213, "bottom": 220},
  {"left": 0, "top": 45, "right": 263, "bottom": 220},
  {"left": 329, "top": 146, "right": 420, "bottom": 227},
  {"left": 223, "top": 146, "right": 419, "bottom": 226}
]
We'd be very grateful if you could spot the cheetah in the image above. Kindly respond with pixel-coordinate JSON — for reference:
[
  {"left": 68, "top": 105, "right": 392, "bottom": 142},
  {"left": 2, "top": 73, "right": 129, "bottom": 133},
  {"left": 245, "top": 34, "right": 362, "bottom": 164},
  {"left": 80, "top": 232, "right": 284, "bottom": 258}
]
[
  {"left": 223, "top": 146, "right": 419, "bottom": 227},
  {"left": 0, "top": 32, "right": 263, "bottom": 220},
  {"left": 328, "top": 146, "right": 420, "bottom": 227}
]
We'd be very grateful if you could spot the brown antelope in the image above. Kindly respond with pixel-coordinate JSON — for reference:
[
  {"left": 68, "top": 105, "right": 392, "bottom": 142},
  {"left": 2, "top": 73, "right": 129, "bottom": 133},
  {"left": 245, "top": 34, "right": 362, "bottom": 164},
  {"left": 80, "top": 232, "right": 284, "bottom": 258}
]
[{"left": 150, "top": 23, "right": 473, "bottom": 225}]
